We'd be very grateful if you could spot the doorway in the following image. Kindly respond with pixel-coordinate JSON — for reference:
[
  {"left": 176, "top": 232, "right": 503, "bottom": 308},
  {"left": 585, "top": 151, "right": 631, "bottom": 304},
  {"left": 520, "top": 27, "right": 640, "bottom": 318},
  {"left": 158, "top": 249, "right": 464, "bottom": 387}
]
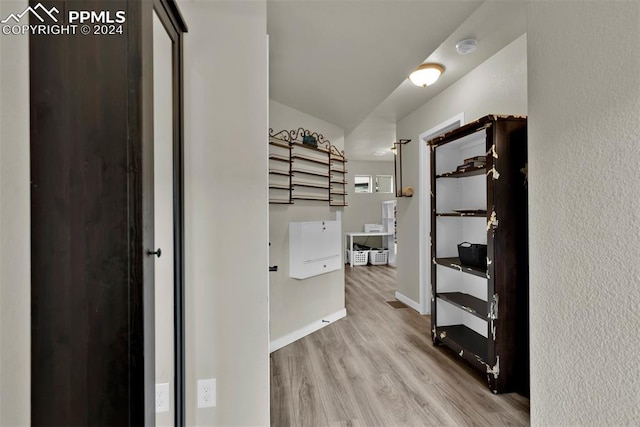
[
  {"left": 418, "top": 113, "right": 464, "bottom": 314},
  {"left": 152, "top": 1, "right": 187, "bottom": 424}
]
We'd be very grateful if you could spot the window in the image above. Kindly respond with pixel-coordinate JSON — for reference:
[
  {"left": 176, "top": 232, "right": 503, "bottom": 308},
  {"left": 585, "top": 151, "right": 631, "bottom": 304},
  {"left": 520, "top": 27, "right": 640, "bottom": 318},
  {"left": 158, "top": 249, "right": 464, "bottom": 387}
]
[
  {"left": 355, "top": 175, "right": 394, "bottom": 194},
  {"left": 354, "top": 175, "right": 372, "bottom": 193},
  {"left": 375, "top": 175, "right": 394, "bottom": 193}
]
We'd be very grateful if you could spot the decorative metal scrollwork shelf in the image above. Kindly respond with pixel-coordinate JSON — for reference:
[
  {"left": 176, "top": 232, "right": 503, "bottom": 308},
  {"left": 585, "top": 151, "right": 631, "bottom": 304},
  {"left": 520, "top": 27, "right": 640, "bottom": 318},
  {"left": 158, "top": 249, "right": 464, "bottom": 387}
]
[{"left": 268, "top": 128, "right": 347, "bottom": 206}]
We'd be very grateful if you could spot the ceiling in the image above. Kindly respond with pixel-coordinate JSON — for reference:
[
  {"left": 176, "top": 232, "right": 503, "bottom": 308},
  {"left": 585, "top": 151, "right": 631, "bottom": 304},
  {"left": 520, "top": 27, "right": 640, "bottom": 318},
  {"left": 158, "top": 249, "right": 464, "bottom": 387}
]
[{"left": 267, "top": 1, "right": 527, "bottom": 161}]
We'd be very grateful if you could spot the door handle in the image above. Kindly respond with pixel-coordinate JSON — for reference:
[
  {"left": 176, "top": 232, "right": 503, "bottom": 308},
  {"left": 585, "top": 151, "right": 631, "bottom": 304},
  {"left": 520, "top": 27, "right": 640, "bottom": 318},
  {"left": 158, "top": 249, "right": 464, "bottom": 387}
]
[
  {"left": 269, "top": 265, "right": 278, "bottom": 272},
  {"left": 147, "top": 248, "right": 162, "bottom": 258}
]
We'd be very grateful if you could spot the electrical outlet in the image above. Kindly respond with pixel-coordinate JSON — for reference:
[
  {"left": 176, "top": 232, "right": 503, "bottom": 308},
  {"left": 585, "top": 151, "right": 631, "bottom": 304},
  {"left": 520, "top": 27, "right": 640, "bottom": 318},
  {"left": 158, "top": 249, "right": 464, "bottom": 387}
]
[
  {"left": 197, "top": 378, "right": 216, "bottom": 408},
  {"left": 155, "top": 383, "right": 170, "bottom": 412}
]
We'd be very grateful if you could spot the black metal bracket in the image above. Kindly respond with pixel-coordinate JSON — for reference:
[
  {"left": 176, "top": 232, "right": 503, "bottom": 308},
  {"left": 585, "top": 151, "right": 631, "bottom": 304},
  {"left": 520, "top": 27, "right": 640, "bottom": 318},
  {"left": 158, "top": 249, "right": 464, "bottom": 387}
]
[{"left": 392, "top": 139, "right": 411, "bottom": 197}]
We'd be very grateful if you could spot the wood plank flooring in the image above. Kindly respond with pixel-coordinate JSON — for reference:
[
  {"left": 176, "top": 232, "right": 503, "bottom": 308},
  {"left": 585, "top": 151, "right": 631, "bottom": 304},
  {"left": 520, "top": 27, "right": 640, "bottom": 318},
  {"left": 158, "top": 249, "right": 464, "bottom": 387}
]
[{"left": 270, "top": 265, "right": 530, "bottom": 426}]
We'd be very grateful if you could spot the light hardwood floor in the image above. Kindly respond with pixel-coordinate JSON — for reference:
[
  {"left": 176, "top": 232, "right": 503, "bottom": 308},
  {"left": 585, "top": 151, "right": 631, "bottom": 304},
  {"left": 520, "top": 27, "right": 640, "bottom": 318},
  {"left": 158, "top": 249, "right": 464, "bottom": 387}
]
[{"left": 270, "top": 265, "right": 530, "bottom": 426}]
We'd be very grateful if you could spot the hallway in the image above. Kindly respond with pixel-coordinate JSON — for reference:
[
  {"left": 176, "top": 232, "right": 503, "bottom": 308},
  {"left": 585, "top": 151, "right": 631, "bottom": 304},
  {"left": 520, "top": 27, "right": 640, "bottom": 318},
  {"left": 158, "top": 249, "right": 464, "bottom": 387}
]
[{"left": 270, "top": 265, "right": 529, "bottom": 426}]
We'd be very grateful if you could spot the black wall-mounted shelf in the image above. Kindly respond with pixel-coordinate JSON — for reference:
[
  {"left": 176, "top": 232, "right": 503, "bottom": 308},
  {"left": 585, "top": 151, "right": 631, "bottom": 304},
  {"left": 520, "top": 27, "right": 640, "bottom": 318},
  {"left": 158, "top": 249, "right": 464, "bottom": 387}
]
[{"left": 393, "top": 138, "right": 412, "bottom": 197}]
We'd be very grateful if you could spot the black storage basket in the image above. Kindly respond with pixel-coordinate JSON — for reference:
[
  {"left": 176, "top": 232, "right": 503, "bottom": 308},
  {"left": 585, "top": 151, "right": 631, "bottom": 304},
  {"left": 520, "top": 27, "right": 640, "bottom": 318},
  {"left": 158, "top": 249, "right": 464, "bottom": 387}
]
[{"left": 457, "top": 242, "right": 487, "bottom": 269}]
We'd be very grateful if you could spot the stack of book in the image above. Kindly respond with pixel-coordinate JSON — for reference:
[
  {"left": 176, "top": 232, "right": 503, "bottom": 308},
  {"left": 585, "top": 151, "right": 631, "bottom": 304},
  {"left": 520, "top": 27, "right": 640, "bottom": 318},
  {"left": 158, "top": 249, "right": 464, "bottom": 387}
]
[{"left": 456, "top": 155, "right": 486, "bottom": 172}]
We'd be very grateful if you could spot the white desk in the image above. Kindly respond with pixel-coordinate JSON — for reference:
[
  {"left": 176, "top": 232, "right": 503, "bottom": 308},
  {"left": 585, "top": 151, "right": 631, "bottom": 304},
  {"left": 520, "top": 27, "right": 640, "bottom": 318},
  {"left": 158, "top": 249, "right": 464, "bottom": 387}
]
[{"left": 345, "top": 231, "right": 393, "bottom": 267}]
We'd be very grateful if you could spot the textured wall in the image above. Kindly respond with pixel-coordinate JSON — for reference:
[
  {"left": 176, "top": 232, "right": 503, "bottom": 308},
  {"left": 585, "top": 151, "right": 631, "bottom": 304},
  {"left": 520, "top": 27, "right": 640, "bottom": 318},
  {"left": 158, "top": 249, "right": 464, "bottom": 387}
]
[
  {"left": 527, "top": 2, "right": 640, "bottom": 424},
  {"left": 268, "top": 100, "right": 346, "bottom": 343},
  {"left": 396, "top": 34, "right": 527, "bottom": 305},
  {"left": 0, "top": 0, "right": 30, "bottom": 424},
  {"left": 181, "top": 1, "right": 270, "bottom": 425}
]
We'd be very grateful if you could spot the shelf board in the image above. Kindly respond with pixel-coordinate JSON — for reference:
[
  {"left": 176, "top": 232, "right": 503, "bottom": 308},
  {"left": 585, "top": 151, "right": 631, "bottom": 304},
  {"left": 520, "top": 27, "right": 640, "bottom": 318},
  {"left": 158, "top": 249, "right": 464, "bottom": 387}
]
[
  {"left": 292, "top": 154, "right": 329, "bottom": 166},
  {"left": 330, "top": 203, "right": 348, "bottom": 207},
  {"left": 292, "top": 182, "right": 329, "bottom": 189},
  {"left": 427, "top": 114, "right": 526, "bottom": 147},
  {"left": 330, "top": 191, "right": 347, "bottom": 195},
  {"left": 437, "top": 293, "right": 488, "bottom": 319},
  {"left": 435, "top": 325, "right": 488, "bottom": 369},
  {"left": 291, "top": 168, "right": 330, "bottom": 178},
  {"left": 269, "top": 154, "right": 291, "bottom": 163},
  {"left": 436, "top": 211, "right": 487, "bottom": 218},
  {"left": 269, "top": 139, "right": 291, "bottom": 149},
  {"left": 436, "top": 166, "right": 486, "bottom": 178},
  {"left": 292, "top": 196, "right": 330, "bottom": 201},
  {"left": 269, "top": 169, "right": 291, "bottom": 177},
  {"left": 269, "top": 185, "right": 291, "bottom": 190},
  {"left": 330, "top": 157, "right": 347, "bottom": 163},
  {"left": 435, "top": 257, "right": 486, "bottom": 278},
  {"left": 330, "top": 169, "right": 347, "bottom": 174},
  {"left": 291, "top": 141, "right": 330, "bottom": 154},
  {"left": 330, "top": 180, "right": 347, "bottom": 185}
]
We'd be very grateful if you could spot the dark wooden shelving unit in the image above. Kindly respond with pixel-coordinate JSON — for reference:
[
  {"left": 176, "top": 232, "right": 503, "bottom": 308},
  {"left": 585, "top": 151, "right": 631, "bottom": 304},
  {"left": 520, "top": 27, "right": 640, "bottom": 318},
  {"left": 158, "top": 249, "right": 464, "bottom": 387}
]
[
  {"left": 437, "top": 292, "right": 487, "bottom": 318},
  {"left": 268, "top": 128, "right": 348, "bottom": 206},
  {"left": 436, "top": 211, "right": 487, "bottom": 218},
  {"left": 436, "top": 325, "right": 488, "bottom": 369},
  {"left": 429, "top": 115, "right": 529, "bottom": 395},
  {"left": 436, "top": 166, "right": 486, "bottom": 178},
  {"left": 434, "top": 257, "right": 487, "bottom": 278}
]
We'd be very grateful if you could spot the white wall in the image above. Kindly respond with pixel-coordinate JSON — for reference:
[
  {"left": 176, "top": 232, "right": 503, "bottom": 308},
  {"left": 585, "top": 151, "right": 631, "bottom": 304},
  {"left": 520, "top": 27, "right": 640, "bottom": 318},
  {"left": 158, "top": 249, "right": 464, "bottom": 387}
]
[
  {"left": 0, "top": 0, "right": 30, "bottom": 424},
  {"left": 395, "top": 34, "right": 527, "bottom": 305},
  {"left": 343, "top": 160, "right": 395, "bottom": 248},
  {"left": 181, "top": 1, "right": 270, "bottom": 425},
  {"left": 527, "top": 2, "right": 640, "bottom": 424},
  {"left": 268, "top": 100, "right": 346, "bottom": 345}
]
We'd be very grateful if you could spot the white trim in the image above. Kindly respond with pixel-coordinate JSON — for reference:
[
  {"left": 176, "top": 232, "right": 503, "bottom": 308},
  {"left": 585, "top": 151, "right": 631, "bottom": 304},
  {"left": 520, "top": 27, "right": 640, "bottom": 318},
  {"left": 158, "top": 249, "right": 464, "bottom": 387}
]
[
  {"left": 269, "top": 308, "right": 347, "bottom": 353},
  {"left": 394, "top": 291, "right": 421, "bottom": 313},
  {"left": 418, "top": 113, "right": 465, "bottom": 315}
]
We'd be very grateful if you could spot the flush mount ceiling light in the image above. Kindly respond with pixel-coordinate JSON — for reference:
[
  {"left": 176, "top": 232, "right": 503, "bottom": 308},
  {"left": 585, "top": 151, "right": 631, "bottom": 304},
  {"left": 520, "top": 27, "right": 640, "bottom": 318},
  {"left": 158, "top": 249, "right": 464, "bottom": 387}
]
[
  {"left": 372, "top": 150, "right": 387, "bottom": 156},
  {"left": 409, "top": 63, "right": 445, "bottom": 87},
  {"left": 456, "top": 38, "right": 478, "bottom": 55}
]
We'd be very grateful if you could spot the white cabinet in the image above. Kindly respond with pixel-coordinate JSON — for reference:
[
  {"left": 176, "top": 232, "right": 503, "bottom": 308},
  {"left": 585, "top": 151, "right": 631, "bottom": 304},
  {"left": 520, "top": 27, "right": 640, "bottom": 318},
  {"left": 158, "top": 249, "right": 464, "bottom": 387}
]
[{"left": 289, "top": 220, "right": 342, "bottom": 279}]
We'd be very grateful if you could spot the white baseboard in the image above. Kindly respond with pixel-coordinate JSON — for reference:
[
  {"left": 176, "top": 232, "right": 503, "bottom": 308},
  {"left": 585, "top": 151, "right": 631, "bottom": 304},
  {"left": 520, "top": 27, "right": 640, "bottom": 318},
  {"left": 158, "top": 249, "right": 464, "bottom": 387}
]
[
  {"left": 269, "top": 308, "right": 347, "bottom": 353},
  {"left": 394, "top": 291, "right": 421, "bottom": 313}
]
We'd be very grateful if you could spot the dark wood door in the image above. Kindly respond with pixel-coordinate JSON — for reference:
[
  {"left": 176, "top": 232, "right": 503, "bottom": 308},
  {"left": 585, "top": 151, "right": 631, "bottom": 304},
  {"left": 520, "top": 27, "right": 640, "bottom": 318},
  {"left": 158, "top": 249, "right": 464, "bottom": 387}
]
[{"left": 29, "top": 0, "right": 186, "bottom": 424}]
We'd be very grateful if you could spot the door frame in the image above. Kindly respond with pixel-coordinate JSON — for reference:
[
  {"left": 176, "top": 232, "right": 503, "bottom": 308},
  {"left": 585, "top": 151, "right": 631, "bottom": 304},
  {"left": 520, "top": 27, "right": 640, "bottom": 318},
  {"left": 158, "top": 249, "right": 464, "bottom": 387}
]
[
  {"left": 418, "top": 113, "right": 465, "bottom": 314},
  {"left": 153, "top": 0, "right": 188, "bottom": 424}
]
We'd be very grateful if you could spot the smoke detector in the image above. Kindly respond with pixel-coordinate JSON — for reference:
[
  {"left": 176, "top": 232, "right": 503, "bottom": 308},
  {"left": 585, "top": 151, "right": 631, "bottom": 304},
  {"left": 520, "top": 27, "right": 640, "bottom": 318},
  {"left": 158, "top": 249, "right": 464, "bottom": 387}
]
[{"left": 455, "top": 38, "right": 478, "bottom": 55}]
